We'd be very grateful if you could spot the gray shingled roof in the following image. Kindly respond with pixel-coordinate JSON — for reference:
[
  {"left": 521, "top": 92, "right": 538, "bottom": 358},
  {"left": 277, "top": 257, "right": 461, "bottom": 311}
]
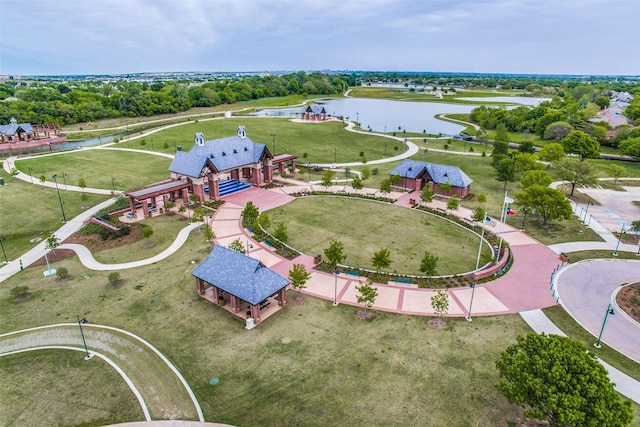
[
  {"left": 169, "top": 133, "right": 267, "bottom": 178},
  {"left": 389, "top": 160, "right": 472, "bottom": 188},
  {"left": 192, "top": 245, "right": 289, "bottom": 305}
]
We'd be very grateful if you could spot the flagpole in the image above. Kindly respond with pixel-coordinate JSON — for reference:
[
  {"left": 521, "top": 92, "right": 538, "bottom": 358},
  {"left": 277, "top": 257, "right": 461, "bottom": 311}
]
[{"left": 497, "top": 192, "right": 513, "bottom": 261}]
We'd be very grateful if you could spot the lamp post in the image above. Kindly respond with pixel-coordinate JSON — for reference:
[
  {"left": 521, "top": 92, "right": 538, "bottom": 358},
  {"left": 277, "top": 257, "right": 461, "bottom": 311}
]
[
  {"left": 594, "top": 303, "right": 615, "bottom": 348},
  {"left": 334, "top": 148, "right": 337, "bottom": 165},
  {"left": 28, "top": 166, "right": 34, "bottom": 184},
  {"left": 384, "top": 142, "right": 387, "bottom": 158},
  {"left": 467, "top": 211, "right": 486, "bottom": 321},
  {"left": 51, "top": 175, "right": 67, "bottom": 223},
  {"left": 356, "top": 112, "right": 359, "bottom": 130},
  {"left": 77, "top": 315, "right": 91, "bottom": 359},
  {"left": 0, "top": 236, "right": 7, "bottom": 264},
  {"left": 333, "top": 268, "right": 339, "bottom": 306},
  {"left": 62, "top": 172, "right": 68, "bottom": 190},
  {"left": 496, "top": 193, "right": 513, "bottom": 260},
  {"left": 583, "top": 196, "right": 591, "bottom": 222},
  {"left": 270, "top": 133, "right": 276, "bottom": 154},
  {"left": 246, "top": 240, "right": 253, "bottom": 255},
  {"left": 111, "top": 176, "right": 116, "bottom": 193},
  {"left": 613, "top": 226, "right": 625, "bottom": 257}
]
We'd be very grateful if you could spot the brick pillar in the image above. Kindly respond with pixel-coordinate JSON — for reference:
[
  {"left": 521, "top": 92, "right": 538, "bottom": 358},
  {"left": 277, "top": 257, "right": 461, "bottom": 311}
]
[
  {"left": 265, "top": 159, "right": 273, "bottom": 183},
  {"left": 181, "top": 188, "right": 189, "bottom": 203},
  {"left": 278, "top": 288, "right": 287, "bottom": 306},
  {"left": 129, "top": 197, "right": 136, "bottom": 213},
  {"left": 194, "top": 183, "right": 205, "bottom": 203},
  {"left": 212, "top": 179, "right": 220, "bottom": 200},
  {"left": 251, "top": 304, "right": 260, "bottom": 323},
  {"left": 196, "top": 278, "right": 205, "bottom": 295}
]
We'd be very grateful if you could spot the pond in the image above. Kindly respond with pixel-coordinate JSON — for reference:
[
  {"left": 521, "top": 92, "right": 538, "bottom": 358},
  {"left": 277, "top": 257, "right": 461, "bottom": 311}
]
[{"left": 251, "top": 96, "right": 547, "bottom": 135}]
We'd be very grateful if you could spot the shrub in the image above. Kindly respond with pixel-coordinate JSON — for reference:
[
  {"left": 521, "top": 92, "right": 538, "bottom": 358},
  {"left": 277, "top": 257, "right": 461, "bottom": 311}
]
[
  {"left": 443, "top": 144, "right": 449, "bottom": 150},
  {"left": 371, "top": 168, "right": 379, "bottom": 176},
  {"left": 56, "top": 267, "right": 69, "bottom": 279},
  {"left": 140, "top": 139, "right": 147, "bottom": 146},
  {"left": 108, "top": 272, "right": 122, "bottom": 286},
  {"left": 163, "top": 142, "right": 169, "bottom": 149}
]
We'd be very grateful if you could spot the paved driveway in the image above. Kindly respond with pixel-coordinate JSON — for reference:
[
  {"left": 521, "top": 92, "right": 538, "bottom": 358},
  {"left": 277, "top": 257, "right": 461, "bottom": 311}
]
[{"left": 554, "top": 259, "right": 640, "bottom": 363}]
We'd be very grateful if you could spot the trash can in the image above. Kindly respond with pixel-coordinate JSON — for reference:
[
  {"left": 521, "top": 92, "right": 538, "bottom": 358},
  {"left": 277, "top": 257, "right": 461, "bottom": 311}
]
[
  {"left": 177, "top": 146, "right": 182, "bottom": 151},
  {"left": 314, "top": 254, "right": 322, "bottom": 264},
  {"left": 0, "top": 177, "right": 4, "bottom": 186},
  {"left": 559, "top": 252, "right": 569, "bottom": 263}
]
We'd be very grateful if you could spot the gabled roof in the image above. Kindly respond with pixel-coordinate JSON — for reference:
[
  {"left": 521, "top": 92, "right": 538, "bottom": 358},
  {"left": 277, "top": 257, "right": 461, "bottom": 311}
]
[
  {"left": 389, "top": 160, "right": 472, "bottom": 188},
  {"left": 169, "top": 130, "right": 268, "bottom": 178},
  {"left": 303, "top": 105, "right": 326, "bottom": 114},
  {"left": 0, "top": 121, "right": 33, "bottom": 136},
  {"left": 192, "top": 245, "right": 289, "bottom": 305}
]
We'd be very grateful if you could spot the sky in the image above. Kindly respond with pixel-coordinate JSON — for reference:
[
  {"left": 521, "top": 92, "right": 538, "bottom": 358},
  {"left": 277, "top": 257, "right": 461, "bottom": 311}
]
[{"left": 1, "top": 0, "right": 639, "bottom": 76}]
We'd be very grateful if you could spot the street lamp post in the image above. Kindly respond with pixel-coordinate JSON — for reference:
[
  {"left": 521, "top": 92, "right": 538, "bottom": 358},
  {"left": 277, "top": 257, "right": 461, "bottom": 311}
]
[
  {"left": 0, "top": 236, "right": 7, "bottom": 264},
  {"left": 51, "top": 175, "right": 67, "bottom": 223},
  {"left": 594, "top": 303, "right": 615, "bottom": 348},
  {"left": 384, "top": 142, "right": 387, "bottom": 158},
  {"left": 77, "top": 315, "right": 92, "bottom": 359},
  {"left": 111, "top": 176, "right": 116, "bottom": 193},
  {"left": 62, "top": 172, "right": 68, "bottom": 190},
  {"left": 496, "top": 193, "right": 513, "bottom": 260},
  {"left": 333, "top": 268, "right": 339, "bottom": 306},
  {"left": 271, "top": 133, "right": 276, "bottom": 154},
  {"left": 583, "top": 197, "right": 591, "bottom": 222},
  {"left": 334, "top": 148, "right": 337, "bottom": 164},
  {"left": 246, "top": 240, "right": 253, "bottom": 255},
  {"left": 613, "top": 226, "right": 625, "bottom": 257},
  {"left": 28, "top": 166, "right": 34, "bottom": 184},
  {"left": 467, "top": 211, "right": 486, "bottom": 321},
  {"left": 356, "top": 112, "right": 359, "bottom": 130}
]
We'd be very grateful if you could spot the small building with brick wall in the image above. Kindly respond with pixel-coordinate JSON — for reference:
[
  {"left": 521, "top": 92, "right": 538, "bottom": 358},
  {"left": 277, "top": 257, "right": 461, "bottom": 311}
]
[{"left": 389, "top": 159, "right": 472, "bottom": 198}]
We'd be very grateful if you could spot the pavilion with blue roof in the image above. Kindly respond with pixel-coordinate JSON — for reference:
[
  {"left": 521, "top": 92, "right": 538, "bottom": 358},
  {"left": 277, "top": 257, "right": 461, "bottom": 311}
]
[
  {"left": 193, "top": 244, "right": 289, "bottom": 326},
  {"left": 169, "top": 126, "right": 277, "bottom": 202},
  {"left": 388, "top": 159, "right": 472, "bottom": 198}
]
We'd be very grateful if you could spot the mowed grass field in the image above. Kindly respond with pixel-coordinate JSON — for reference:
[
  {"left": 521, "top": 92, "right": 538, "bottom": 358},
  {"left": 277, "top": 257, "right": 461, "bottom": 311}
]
[
  {"left": 14, "top": 149, "right": 172, "bottom": 191},
  {"left": 0, "top": 228, "right": 542, "bottom": 426},
  {"left": 0, "top": 169, "right": 110, "bottom": 259},
  {"left": 266, "top": 197, "right": 491, "bottom": 275},
  {"left": 115, "top": 117, "right": 401, "bottom": 164}
]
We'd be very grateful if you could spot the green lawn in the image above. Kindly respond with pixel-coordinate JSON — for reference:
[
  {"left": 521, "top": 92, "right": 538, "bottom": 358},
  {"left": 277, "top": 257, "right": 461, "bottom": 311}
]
[
  {"left": 0, "top": 349, "right": 142, "bottom": 426},
  {"left": 265, "top": 197, "right": 491, "bottom": 275},
  {"left": 120, "top": 117, "right": 402, "bottom": 164},
  {"left": 349, "top": 86, "right": 525, "bottom": 105},
  {"left": 0, "top": 170, "right": 109, "bottom": 259},
  {"left": 564, "top": 250, "right": 639, "bottom": 262},
  {"left": 0, "top": 235, "right": 543, "bottom": 426},
  {"left": 91, "top": 215, "right": 195, "bottom": 263},
  {"left": 15, "top": 150, "right": 172, "bottom": 191}
]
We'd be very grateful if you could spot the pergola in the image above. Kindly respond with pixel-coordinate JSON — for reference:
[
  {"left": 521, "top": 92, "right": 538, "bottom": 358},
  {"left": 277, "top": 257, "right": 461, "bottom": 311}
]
[
  {"left": 123, "top": 179, "right": 192, "bottom": 218},
  {"left": 192, "top": 245, "right": 289, "bottom": 327}
]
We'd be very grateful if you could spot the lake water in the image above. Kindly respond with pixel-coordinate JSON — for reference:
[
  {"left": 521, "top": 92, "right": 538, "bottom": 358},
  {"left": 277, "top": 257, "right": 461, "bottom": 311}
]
[
  {"left": 251, "top": 96, "right": 548, "bottom": 135},
  {"left": 454, "top": 96, "right": 549, "bottom": 106}
]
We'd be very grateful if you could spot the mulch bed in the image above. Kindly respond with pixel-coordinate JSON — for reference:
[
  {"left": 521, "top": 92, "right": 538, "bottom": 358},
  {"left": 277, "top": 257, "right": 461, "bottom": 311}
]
[{"left": 615, "top": 282, "right": 640, "bottom": 323}]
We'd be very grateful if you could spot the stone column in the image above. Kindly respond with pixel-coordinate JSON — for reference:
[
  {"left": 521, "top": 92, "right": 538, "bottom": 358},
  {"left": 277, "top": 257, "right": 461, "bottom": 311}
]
[
  {"left": 251, "top": 304, "right": 260, "bottom": 323},
  {"left": 278, "top": 288, "right": 287, "bottom": 306}
]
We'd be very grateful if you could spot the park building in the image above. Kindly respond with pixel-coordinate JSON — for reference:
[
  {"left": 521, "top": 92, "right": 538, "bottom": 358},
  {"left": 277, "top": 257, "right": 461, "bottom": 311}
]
[{"left": 389, "top": 159, "right": 473, "bottom": 198}]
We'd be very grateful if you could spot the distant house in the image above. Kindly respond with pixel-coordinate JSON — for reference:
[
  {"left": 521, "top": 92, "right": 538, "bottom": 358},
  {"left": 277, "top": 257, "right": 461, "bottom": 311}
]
[
  {"left": 192, "top": 244, "right": 289, "bottom": 327},
  {"left": 589, "top": 108, "right": 629, "bottom": 129},
  {"left": 388, "top": 159, "right": 473, "bottom": 198},
  {"left": 300, "top": 105, "right": 328, "bottom": 121},
  {"left": 0, "top": 117, "right": 64, "bottom": 144}
]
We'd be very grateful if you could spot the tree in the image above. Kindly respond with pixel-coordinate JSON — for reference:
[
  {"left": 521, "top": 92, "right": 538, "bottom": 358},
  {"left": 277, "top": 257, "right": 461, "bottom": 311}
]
[
  {"left": 324, "top": 238, "right": 346, "bottom": 270},
  {"left": 321, "top": 169, "right": 335, "bottom": 189},
  {"left": 78, "top": 177, "right": 87, "bottom": 200},
  {"left": 560, "top": 130, "right": 600, "bottom": 160},
  {"left": 552, "top": 158, "right": 598, "bottom": 196},
  {"left": 495, "top": 122, "right": 509, "bottom": 143},
  {"left": 515, "top": 185, "right": 572, "bottom": 225},
  {"left": 430, "top": 289, "right": 449, "bottom": 317},
  {"left": 241, "top": 201, "right": 259, "bottom": 228},
  {"left": 370, "top": 247, "right": 392, "bottom": 277},
  {"left": 203, "top": 225, "right": 215, "bottom": 243},
  {"left": 495, "top": 332, "right": 633, "bottom": 427},
  {"left": 351, "top": 175, "right": 363, "bottom": 191},
  {"left": 273, "top": 222, "right": 289, "bottom": 243},
  {"left": 56, "top": 267, "right": 69, "bottom": 280},
  {"left": 389, "top": 174, "right": 401, "bottom": 186},
  {"left": 360, "top": 166, "right": 371, "bottom": 181},
  {"left": 379, "top": 179, "right": 391, "bottom": 194},
  {"left": 595, "top": 95, "right": 610, "bottom": 110},
  {"left": 39, "top": 175, "right": 46, "bottom": 184},
  {"left": 420, "top": 251, "right": 438, "bottom": 284},
  {"left": 495, "top": 158, "right": 516, "bottom": 191},
  {"left": 477, "top": 193, "right": 487, "bottom": 204},
  {"left": 538, "top": 142, "right": 564, "bottom": 162},
  {"left": 228, "top": 238, "right": 246, "bottom": 254},
  {"left": 517, "top": 140, "right": 535, "bottom": 154},
  {"left": 471, "top": 206, "right": 485, "bottom": 223},
  {"left": 513, "top": 152, "right": 543, "bottom": 174},
  {"left": 108, "top": 272, "right": 122, "bottom": 287},
  {"left": 420, "top": 186, "right": 435, "bottom": 204},
  {"left": 447, "top": 196, "right": 460, "bottom": 212},
  {"left": 438, "top": 181, "right": 452, "bottom": 195},
  {"left": 191, "top": 206, "right": 205, "bottom": 222},
  {"left": 520, "top": 170, "right": 553, "bottom": 189},
  {"left": 543, "top": 121, "right": 573, "bottom": 141},
  {"left": 355, "top": 279, "right": 378, "bottom": 318},
  {"left": 619, "top": 137, "right": 640, "bottom": 160},
  {"left": 631, "top": 220, "right": 640, "bottom": 234},
  {"left": 45, "top": 233, "right": 60, "bottom": 255},
  {"left": 609, "top": 164, "right": 626, "bottom": 187},
  {"left": 288, "top": 263, "right": 311, "bottom": 302},
  {"left": 141, "top": 226, "right": 153, "bottom": 241},
  {"left": 492, "top": 140, "right": 509, "bottom": 166}
]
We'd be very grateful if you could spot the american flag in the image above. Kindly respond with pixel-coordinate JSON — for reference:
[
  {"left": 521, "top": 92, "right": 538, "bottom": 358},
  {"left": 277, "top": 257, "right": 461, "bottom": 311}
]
[{"left": 485, "top": 216, "right": 497, "bottom": 227}]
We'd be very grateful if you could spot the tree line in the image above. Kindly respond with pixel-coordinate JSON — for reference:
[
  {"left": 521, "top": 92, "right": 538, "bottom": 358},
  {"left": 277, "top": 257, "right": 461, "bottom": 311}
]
[{"left": 0, "top": 72, "right": 353, "bottom": 126}]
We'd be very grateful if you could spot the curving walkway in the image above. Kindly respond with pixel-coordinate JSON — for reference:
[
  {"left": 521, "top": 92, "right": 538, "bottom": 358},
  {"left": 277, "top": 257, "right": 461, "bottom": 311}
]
[{"left": 0, "top": 324, "right": 204, "bottom": 422}]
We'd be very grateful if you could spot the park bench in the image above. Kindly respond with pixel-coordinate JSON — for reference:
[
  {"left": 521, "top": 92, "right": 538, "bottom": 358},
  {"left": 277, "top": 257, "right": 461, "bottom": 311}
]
[
  {"left": 346, "top": 269, "right": 360, "bottom": 277},
  {"left": 395, "top": 277, "right": 412, "bottom": 284}
]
